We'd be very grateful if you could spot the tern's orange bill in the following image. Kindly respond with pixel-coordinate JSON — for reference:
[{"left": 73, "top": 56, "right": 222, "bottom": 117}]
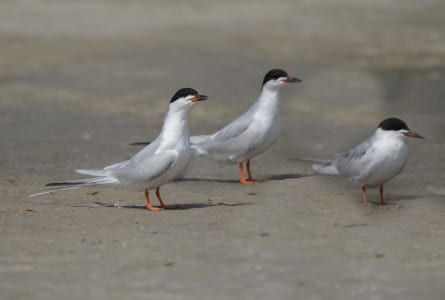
[
  {"left": 404, "top": 131, "right": 424, "bottom": 139},
  {"left": 284, "top": 76, "right": 301, "bottom": 83},
  {"left": 191, "top": 95, "right": 208, "bottom": 102}
]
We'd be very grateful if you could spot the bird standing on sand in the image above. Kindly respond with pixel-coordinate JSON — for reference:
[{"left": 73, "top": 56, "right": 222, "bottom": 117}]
[
  {"left": 312, "top": 118, "right": 424, "bottom": 205},
  {"left": 31, "top": 88, "right": 208, "bottom": 211},
  {"left": 191, "top": 69, "right": 300, "bottom": 184}
]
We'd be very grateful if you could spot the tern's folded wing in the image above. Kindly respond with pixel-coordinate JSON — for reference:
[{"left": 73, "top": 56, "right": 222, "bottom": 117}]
[
  {"left": 335, "top": 137, "right": 375, "bottom": 178},
  {"left": 109, "top": 150, "right": 178, "bottom": 184},
  {"left": 212, "top": 112, "right": 253, "bottom": 142}
]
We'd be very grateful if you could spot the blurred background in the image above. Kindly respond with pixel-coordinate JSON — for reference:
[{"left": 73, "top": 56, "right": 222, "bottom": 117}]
[
  {"left": 1, "top": 1, "right": 444, "bottom": 299},
  {"left": 1, "top": 0, "right": 444, "bottom": 178}
]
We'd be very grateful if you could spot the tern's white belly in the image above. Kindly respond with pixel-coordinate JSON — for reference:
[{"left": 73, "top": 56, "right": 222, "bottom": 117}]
[{"left": 360, "top": 139, "right": 408, "bottom": 187}]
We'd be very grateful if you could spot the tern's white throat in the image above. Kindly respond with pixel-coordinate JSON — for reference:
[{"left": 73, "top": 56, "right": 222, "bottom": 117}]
[
  {"left": 159, "top": 104, "right": 192, "bottom": 148},
  {"left": 255, "top": 85, "right": 282, "bottom": 118}
]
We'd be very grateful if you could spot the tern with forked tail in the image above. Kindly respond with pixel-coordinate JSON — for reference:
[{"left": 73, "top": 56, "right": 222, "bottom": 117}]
[
  {"left": 30, "top": 88, "right": 208, "bottom": 211},
  {"left": 312, "top": 118, "right": 424, "bottom": 205}
]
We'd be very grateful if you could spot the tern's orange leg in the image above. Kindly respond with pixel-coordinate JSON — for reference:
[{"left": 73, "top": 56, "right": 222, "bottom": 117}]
[
  {"left": 246, "top": 160, "right": 254, "bottom": 182},
  {"left": 379, "top": 185, "right": 385, "bottom": 205},
  {"left": 239, "top": 162, "right": 247, "bottom": 183},
  {"left": 145, "top": 189, "right": 163, "bottom": 211},
  {"left": 361, "top": 185, "right": 370, "bottom": 206},
  {"left": 239, "top": 162, "right": 256, "bottom": 185},
  {"left": 155, "top": 188, "right": 177, "bottom": 209}
]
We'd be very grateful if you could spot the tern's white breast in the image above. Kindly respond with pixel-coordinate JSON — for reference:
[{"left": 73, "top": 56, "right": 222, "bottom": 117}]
[{"left": 360, "top": 133, "right": 408, "bottom": 187}]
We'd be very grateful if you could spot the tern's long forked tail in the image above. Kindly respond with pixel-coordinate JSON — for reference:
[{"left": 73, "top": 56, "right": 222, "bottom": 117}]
[
  {"left": 312, "top": 161, "right": 340, "bottom": 175},
  {"left": 29, "top": 175, "right": 116, "bottom": 197}
]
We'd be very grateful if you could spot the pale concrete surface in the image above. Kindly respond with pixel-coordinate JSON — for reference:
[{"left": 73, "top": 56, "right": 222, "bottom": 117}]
[{"left": 1, "top": 1, "right": 445, "bottom": 299}]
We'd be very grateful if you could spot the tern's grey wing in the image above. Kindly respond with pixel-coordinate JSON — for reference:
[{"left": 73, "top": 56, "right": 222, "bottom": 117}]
[
  {"left": 334, "top": 135, "right": 375, "bottom": 179},
  {"left": 191, "top": 105, "right": 259, "bottom": 162},
  {"left": 129, "top": 137, "right": 162, "bottom": 161},
  {"left": 103, "top": 135, "right": 177, "bottom": 183},
  {"left": 109, "top": 150, "right": 178, "bottom": 185},
  {"left": 212, "top": 109, "right": 254, "bottom": 142},
  {"left": 103, "top": 136, "right": 162, "bottom": 170}
]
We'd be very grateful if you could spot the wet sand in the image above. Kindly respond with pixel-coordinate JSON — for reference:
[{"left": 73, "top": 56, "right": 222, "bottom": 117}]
[{"left": 1, "top": 1, "right": 445, "bottom": 299}]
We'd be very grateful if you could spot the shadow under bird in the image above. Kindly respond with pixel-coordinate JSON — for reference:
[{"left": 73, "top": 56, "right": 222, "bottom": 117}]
[
  {"left": 132, "top": 69, "right": 301, "bottom": 184},
  {"left": 312, "top": 117, "right": 424, "bottom": 205},
  {"left": 30, "top": 88, "right": 208, "bottom": 211}
]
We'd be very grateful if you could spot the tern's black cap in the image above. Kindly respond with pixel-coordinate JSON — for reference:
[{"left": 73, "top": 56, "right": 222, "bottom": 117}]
[
  {"left": 170, "top": 88, "right": 199, "bottom": 103},
  {"left": 377, "top": 118, "right": 409, "bottom": 131},
  {"left": 262, "top": 69, "right": 289, "bottom": 86}
]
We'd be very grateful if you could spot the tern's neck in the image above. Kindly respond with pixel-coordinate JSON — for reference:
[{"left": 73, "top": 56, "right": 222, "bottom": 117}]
[
  {"left": 255, "top": 86, "right": 281, "bottom": 114},
  {"left": 375, "top": 128, "right": 405, "bottom": 143},
  {"left": 159, "top": 107, "right": 190, "bottom": 145},
  {"left": 374, "top": 129, "right": 407, "bottom": 152}
]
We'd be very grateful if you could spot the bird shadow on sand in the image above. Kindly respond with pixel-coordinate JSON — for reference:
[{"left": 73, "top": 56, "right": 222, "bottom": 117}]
[
  {"left": 287, "top": 158, "right": 326, "bottom": 164},
  {"left": 92, "top": 201, "right": 252, "bottom": 211},
  {"left": 178, "top": 178, "right": 239, "bottom": 184},
  {"left": 178, "top": 173, "right": 310, "bottom": 183},
  {"left": 347, "top": 193, "right": 431, "bottom": 207},
  {"left": 384, "top": 193, "right": 432, "bottom": 202},
  {"left": 264, "top": 173, "right": 312, "bottom": 181}
]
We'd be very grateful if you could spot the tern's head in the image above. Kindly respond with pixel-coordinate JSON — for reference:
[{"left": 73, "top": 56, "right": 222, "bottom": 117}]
[
  {"left": 377, "top": 117, "right": 424, "bottom": 139},
  {"left": 262, "top": 69, "right": 301, "bottom": 90},
  {"left": 169, "top": 88, "right": 208, "bottom": 111}
]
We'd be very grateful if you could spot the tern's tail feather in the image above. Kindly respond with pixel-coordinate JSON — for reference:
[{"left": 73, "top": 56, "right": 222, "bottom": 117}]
[
  {"left": 129, "top": 141, "right": 151, "bottom": 146},
  {"left": 312, "top": 161, "right": 340, "bottom": 175},
  {"left": 29, "top": 176, "right": 116, "bottom": 197},
  {"left": 76, "top": 168, "right": 108, "bottom": 177},
  {"left": 190, "top": 135, "right": 211, "bottom": 156}
]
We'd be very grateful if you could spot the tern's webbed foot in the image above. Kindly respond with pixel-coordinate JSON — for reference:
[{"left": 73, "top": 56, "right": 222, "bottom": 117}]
[
  {"left": 240, "top": 179, "right": 258, "bottom": 185},
  {"left": 146, "top": 205, "right": 164, "bottom": 211}
]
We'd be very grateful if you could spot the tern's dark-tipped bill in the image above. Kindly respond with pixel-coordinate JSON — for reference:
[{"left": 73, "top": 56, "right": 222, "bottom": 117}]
[
  {"left": 191, "top": 95, "right": 208, "bottom": 102},
  {"left": 404, "top": 131, "right": 425, "bottom": 139},
  {"left": 284, "top": 77, "right": 301, "bottom": 83}
]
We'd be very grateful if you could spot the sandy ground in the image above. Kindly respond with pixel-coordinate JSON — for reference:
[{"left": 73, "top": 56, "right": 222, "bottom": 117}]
[{"left": 1, "top": 1, "right": 445, "bottom": 299}]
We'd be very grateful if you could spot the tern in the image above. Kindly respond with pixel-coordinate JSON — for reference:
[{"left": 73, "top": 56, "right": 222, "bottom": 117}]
[
  {"left": 192, "top": 69, "right": 300, "bottom": 184},
  {"left": 312, "top": 117, "right": 424, "bottom": 205},
  {"left": 30, "top": 88, "right": 208, "bottom": 211}
]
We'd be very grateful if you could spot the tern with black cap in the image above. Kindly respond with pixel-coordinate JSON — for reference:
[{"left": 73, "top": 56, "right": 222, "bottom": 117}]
[
  {"left": 30, "top": 88, "right": 208, "bottom": 211},
  {"left": 312, "top": 117, "right": 424, "bottom": 205},
  {"left": 190, "top": 69, "right": 301, "bottom": 184}
]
